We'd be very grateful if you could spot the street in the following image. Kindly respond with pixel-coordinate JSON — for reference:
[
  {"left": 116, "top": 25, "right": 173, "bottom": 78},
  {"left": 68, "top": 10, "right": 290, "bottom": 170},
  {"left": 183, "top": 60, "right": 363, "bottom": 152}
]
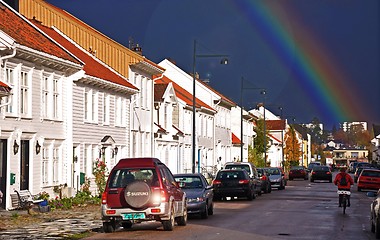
[{"left": 86, "top": 173, "right": 376, "bottom": 240}]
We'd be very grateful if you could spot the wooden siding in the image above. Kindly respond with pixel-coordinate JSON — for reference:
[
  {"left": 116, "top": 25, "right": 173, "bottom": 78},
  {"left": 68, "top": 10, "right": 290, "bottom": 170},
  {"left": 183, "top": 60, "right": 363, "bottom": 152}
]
[{"left": 19, "top": 0, "right": 144, "bottom": 79}]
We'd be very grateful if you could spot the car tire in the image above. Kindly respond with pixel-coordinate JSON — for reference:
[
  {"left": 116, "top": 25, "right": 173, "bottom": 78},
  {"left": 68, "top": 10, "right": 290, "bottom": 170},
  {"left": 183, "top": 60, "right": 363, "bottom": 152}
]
[
  {"left": 289, "top": 178, "right": 293, "bottom": 181},
  {"left": 176, "top": 205, "right": 187, "bottom": 226},
  {"left": 268, "top": 185, "right": 272, "bottom": 193},
  {"left": 201, "top": 203, "right": 209, "bottom": 219},
  {"left": 310, "top": 178, "right": 314, "bottom": 182},
  {"left": 162, "top": 205, "right": 175, "bottom": 231},
  {"left": 371, "top": 214, "right": 375, "bottom": 233},
  {"left": 247, "top": 190, "right": 254, "bottom": 201},
  {"left": 358, "top": 187, "right": 361, "bottom": 192},
  {"left": 103, "top": 222, "right": 115, "bottom": 233},
  {"left": 208, "top": 202, "right": 214, "bottom": 215},
  {"left": 122, "top": 221, "right": 133, "bottom": 229}
]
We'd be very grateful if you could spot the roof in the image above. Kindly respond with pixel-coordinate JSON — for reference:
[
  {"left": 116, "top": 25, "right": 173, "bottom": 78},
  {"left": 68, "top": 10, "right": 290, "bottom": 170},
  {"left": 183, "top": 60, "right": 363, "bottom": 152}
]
[
  {"left": 197, "top": 79, "right": 236, "bottom": 108},
  {"left": 34, "top": 22, "right": 138, "bottom": 90},
  {"left": 154, "top": 83, "right": 168, "bottom": 102},
  {"left": 0, "top": 2, "right": 80, "bottom": 64},
  {"left": 154, "top": 75, "right": 215, "bottom": 112},
  {"left": 373, "top": 124, "right": 380, "bottom": 137},
  {"left": 232, "top": 133, "right": 241, "bottom": 145},
  {"left": 0, "top": 80, "right": 11, "bottom": 97}
]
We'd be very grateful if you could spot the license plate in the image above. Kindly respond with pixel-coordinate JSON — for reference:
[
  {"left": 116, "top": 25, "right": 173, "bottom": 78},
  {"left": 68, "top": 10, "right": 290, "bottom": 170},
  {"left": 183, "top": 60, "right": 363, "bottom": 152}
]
[{"left": 122, "top": 213, "right": 145, "bottom": 220}]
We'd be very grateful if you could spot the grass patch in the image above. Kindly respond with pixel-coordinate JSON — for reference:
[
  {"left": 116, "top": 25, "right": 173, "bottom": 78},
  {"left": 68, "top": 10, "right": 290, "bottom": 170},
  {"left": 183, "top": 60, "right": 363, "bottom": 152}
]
[{"left": 62, "top": 231, "right": 92, "bottom": 239}]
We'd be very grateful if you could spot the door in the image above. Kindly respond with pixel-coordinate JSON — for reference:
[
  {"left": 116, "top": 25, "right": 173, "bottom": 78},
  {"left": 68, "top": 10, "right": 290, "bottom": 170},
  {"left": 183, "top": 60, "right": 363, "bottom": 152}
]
[
  {"left": 20, "top": 140, "right": 29, "bottom": 190},
  {"left": 0, "top": 139, "right": 7, "bottom": 209}
]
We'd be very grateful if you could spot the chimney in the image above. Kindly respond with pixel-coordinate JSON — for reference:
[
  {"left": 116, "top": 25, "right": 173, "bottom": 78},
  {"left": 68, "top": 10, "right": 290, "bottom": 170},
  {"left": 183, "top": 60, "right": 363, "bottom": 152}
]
[{"left": 132, "top": 44, "right": 142, "bottom": 55}]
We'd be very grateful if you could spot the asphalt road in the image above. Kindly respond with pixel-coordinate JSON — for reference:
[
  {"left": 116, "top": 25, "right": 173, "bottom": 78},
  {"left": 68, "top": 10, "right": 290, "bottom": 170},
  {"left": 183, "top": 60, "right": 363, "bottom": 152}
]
[{"left": 86, "top": 172, "right": 377, "bottom": 240}]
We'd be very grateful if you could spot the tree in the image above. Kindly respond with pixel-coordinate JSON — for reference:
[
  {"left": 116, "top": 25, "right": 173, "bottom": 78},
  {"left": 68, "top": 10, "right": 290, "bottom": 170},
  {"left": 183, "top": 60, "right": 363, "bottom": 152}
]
[
  {"left": 248, "top": 145, "right": 265, "bottom": 167},
  {"left": 253, "top": 118, "right": 270, "bottom": 165},
  {"left": 284, "top": 126, "right": 301, "bottom": 169}
]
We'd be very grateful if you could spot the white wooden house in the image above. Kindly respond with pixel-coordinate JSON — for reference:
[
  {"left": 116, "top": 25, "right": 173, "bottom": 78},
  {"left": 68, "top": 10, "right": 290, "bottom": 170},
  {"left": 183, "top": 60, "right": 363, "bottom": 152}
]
[{"left": 0, "top": 2, "right": 83, "bottom": 209}]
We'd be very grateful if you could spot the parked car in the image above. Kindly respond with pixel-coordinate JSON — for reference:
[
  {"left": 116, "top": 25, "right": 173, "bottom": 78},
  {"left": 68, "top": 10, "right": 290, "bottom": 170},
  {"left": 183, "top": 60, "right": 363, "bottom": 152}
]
[
  {"left": 101, "top": 158, "right": 187, "bottom": 232},
  {"left": 368, "top": 190, "right": 380, "bottom": 239},
  {"left": 212, "top": 169, "right": 260, "bottom": 201},
  {"left": 224, "top": 162, "right": 258, "bottom": 180},
  {"left": 289, "top": 166, "right": 308, "bottom": 180},
  {"left": 357, "top": 169, "right": 380, "bottom": 192},
  {"left": 307, "top": 162, "right": 321, "bottom": 172},
  {"left": 266, "top": 167, "right": 286, "bottom": 190},
  {"left": 174, "top": 173, "right": 214, "bottom": 219},
  {"left": 309, "top": 165, "right": 332, "bottom": 182},
  {"left": 257, "top": 168, "right": 271, "bottom": 193},
  {"left": 355, "top": 166, "right": 376, "bottom": 183}
]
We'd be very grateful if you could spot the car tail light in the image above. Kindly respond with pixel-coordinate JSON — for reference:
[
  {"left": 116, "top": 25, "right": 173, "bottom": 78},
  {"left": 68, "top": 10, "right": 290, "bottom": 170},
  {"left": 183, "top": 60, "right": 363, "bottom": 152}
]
[
  {"left": 260, "top": 176, "right": 267, "bottom": 181},
  {"left": 326, "top": 172, "right": 331, "bottom": 175},
  {"left": 152, "top": 188, "right": 167, "bottom": 204},
  {"left": 151, "top": 208, "right": 161, "bottom": 213},
  {"left": 213, "top": 180, "right": 222, "bottom": 185},
  {"left": 312, "top": 172, "right": 316, "bottom": 175},
  {"left": 101, "top": 191, "right": 107, "bottom": 204},
  {"left": 106, "top": 209, "right": 116, "bottom": 214},
  {"left": 239, "top": 179, "right": 250, "bottom": 184}
]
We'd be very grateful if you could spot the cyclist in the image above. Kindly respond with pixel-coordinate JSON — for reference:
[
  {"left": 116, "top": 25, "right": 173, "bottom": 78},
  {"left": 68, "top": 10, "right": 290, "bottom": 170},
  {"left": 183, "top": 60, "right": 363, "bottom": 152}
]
[{"left": 333, "top": 167, "right": 354, "bottom": 207}]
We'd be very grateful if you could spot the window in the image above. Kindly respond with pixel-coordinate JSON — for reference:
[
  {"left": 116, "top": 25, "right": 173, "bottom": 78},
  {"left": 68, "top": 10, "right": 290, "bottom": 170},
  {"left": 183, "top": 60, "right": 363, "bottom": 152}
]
[
  {"left": 115, "top": 97, "right": 126, "bottom": 127},
  {"left": 84, "top": 89, "right": 98, "bottom": 123},
  {"left": 42, "top": 74, "right": 49, "bottom": 118},
  {"left": 2, "top": 67, "right": 14, "bottom": 114},
  {"left": 52, "top": 147, "right": 59, "bottom": 183},
  {"left": 20, "top": 70, "right": 30, "bottom": 115},
  {"left": 42, "top": 148, "right": 48, "bottom": 185},
  {"left": 53, "top": 77, "right": 60, "bottom": 119},
  {"left": 103, "top": 94, "right": 110, "bottom": 125}
]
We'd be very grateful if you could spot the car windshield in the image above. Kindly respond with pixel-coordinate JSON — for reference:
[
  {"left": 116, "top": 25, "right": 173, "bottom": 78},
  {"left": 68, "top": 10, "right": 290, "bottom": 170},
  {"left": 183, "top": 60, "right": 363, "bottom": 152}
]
[
  {"left": 217, "top": 171, "right": 245, "bottom": 180},
  {"left": 224, "top": 165, "right": 251, "bottom": 174},
  {"left": 108, "top": 168, "right": 159, "bottom": 188},
  {"left": 174, "top": 176, "right": 203, "bottom": 189},
  {"left": 361, "top": 171, "right": 380, "bottom": 177},
  {"left": 267, "top": 168, "right": 281, "bottom": 175}
]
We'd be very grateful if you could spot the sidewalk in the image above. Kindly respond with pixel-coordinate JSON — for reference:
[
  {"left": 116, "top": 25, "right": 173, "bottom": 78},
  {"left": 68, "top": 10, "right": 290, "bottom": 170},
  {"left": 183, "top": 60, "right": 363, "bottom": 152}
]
[{"left": 0, "top": 205, "right": 102, "bottom": 239}]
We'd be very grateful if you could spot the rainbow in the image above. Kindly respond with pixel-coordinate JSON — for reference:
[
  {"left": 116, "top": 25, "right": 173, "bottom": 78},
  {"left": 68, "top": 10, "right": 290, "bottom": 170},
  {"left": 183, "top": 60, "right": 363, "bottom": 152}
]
[{"left": 230, "top": 1, "right": 366, "bottom": 124}]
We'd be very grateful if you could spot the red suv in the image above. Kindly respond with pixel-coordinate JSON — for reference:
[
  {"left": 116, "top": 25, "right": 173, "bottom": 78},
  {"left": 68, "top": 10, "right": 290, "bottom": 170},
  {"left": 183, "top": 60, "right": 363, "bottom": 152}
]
[{"left": 101, "top": 158, "right": 187, "bottom": 232}]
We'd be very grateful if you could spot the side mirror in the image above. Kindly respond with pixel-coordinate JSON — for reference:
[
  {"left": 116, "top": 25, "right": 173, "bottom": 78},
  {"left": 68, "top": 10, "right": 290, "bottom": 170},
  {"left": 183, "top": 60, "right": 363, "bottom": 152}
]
[{"left": 367, "top": 192, "right": 377, "bottom": 197}]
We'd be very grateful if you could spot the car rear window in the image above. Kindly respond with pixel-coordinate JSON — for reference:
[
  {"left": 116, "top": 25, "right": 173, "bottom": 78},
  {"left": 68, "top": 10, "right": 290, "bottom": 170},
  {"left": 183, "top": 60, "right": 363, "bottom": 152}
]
[
  {"left": 314, "top": 166, "right": 330, "bottom": 171},
  {"left": 267, "top": 168, "right": 280, "bottom": 175},
  {"left": 108, "top": 168, "right": 159, "bottom": 188},
  {"left": 217, "top": 171, "right": 245, "bottom": 180},
  {"left": 291, "top": 166, "right": 305, "bottom": 170},
  {"left": 224, "top": 164, "right": 251, "bottom": 174},
  {"left": 361, "top": 170, "right": 380, "bottom": 177},
  {"left": 174, "top": 176, "right": 203, "bottom": 189}
]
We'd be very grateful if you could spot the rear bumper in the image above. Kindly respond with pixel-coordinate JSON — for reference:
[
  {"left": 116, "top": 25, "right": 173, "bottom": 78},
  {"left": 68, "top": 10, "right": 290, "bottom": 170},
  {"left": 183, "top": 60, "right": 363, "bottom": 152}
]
[
  {"left": 187, "top": 201, "right": 206, "bottom": 214},
  {"left": 214, "top": 187, "right": 250, "bottom": 197},
  {"left": 101, "top": 202, "right": 171, "bottom": 222}
]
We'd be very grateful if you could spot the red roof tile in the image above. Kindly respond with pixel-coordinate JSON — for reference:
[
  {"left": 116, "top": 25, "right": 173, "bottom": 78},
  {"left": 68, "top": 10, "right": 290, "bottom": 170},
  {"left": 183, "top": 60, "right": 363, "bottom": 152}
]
[
  {"left": 154, "top": 75, "right": 214, "bottom": 112},
  {"left": 154, "top": 83, "right": 168, "bottom": 102},
  {"left": 34, "top": 22, "right": 138, "bottom": 90},
  {"left": 0, "top": 4, "right": 80, "bottom": 64}
]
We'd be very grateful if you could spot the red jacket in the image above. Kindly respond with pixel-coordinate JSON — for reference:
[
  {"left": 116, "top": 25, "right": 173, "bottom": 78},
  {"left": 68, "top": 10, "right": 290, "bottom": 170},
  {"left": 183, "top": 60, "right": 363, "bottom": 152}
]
[{"left": 334, "top": 172, "right": 354, "bottom": 190}]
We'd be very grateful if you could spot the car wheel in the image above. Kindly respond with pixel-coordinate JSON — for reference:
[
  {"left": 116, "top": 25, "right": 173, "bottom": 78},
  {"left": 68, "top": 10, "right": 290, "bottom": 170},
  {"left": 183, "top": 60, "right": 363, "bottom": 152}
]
[
  {"left": 268, "top": 184, "right": 272, "bottom": 193},
  {"left": 289, "top": 178, "right": 293, "bottom": 181},
  {"left": 304, "top": 177, "right": 308, "bottom": 180},
  {"left": 122, "top": 221, "right": 133, "bottom": 229},
  {"left": 200, "top": 203, "right": 209, "bottom": 219},
  {"left": 247, "top": 190, "right": 254, "bottom": 201},
  {"left": 162, "top": 205, "right": 175, "bottom": 231},
  {"left": 310, "top": 178, "right": 314, "bottom": 182},
  {"left": 103, "top": 222, "right": 115, "bottom": 233},
  {"left": 208, "top": 202, "right": 214, "bottom": 215},
  {"left": 176, "top": 204, "right": 187, "bottom": 226},
  {"left": 371, "top": 214, "right": 375, "bottom": 233},
  {"left": 329, "top": 179, "right": 332, "bottom": 183},
  {"left": 358, "top": 187, "right": 361, "bottom": 192},
  {"left": 258, "top": 188, "right": 262, "bottom": 196}
]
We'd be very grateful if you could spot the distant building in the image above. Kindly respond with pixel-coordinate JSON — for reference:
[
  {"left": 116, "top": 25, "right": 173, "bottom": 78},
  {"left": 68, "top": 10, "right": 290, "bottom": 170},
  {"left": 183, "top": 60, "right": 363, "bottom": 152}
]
[{"left": 341, "top": 122, "right": 367, "bottom": 132}]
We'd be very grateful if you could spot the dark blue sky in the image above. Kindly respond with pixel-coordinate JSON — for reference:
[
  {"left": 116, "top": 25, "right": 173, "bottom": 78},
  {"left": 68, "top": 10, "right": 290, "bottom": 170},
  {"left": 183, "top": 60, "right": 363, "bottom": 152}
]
[{"left": 47, "top": 0, "right": 380, "bottom": 131}]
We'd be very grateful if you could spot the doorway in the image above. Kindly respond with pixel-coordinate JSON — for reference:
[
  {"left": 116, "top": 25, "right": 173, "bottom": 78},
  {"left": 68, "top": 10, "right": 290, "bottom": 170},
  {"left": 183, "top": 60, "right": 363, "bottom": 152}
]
[
  {"left": 20, "top": 140, "right": 29, "bottom": 190},
  {"left": 0, "top": 139, "right": 7, "bottom": 209}
]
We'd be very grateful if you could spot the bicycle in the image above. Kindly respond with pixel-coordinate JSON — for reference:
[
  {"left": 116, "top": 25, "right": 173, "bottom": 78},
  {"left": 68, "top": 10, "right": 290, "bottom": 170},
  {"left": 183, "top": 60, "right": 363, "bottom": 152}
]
[{"left": 337, "top": 190, "right": 351, "bottom": 214}]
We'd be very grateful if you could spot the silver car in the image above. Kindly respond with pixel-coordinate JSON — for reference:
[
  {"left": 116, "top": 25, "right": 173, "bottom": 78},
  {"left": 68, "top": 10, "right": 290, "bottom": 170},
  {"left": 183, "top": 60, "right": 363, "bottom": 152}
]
[{"left": 266, "top": 167, "right": 286, "bottom": 190}]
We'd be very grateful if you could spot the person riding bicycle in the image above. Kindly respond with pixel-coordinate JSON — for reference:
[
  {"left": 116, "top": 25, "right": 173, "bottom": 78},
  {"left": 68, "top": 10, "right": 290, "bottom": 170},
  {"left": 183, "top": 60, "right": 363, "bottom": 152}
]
[{"left": 333, "top": 167, "right": 354, "bottom": 207}]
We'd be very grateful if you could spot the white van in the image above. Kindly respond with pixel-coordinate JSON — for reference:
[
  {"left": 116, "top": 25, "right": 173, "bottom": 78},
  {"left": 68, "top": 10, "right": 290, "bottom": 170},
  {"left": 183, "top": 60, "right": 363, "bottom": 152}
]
[{"left": 223, "top": 162, "right": 258, "bottom": 179}]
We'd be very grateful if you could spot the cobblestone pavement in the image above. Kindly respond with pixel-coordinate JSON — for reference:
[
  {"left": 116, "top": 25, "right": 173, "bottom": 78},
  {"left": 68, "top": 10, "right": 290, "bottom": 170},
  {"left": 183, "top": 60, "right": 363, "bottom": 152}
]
[{"left": 0, "top": 206, "right": 102, "bottom": 240}]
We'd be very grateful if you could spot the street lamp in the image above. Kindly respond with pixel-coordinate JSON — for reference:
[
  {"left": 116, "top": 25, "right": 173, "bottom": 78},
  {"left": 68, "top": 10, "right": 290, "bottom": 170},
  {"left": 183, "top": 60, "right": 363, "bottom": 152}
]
[
  {"left": 261, "top": 90, "right": 267, "bottom": 166},
  {"left": 192, "top": 40, "right": 228, "bottom": 173},
  {"left": 240, "top": 77, "right": 266, "bottom": 162}
]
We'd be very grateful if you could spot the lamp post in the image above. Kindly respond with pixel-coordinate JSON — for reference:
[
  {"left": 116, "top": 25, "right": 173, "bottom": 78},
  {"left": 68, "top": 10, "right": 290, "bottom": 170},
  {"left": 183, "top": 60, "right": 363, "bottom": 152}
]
[
  {"left": 240, "top": 77, "right": 266, "bottom": 162},
  {"left": 261, "top": 90, "right": 267, "bottom": 166},
  {"left": 192, "top": 40, "right": 228, "bottom": 173}
]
